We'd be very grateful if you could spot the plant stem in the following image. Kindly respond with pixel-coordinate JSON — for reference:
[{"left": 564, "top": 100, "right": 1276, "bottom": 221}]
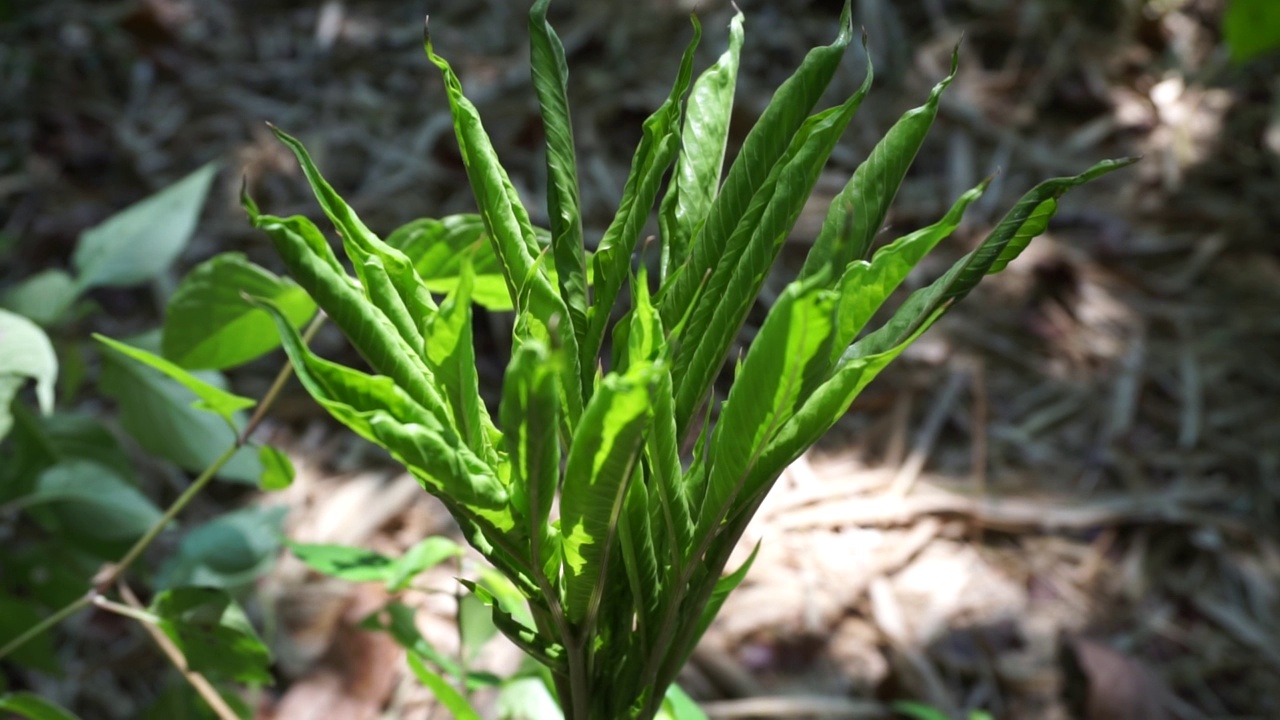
[{"left": 0, "top": 593, "right": 93, "bottom": 660}]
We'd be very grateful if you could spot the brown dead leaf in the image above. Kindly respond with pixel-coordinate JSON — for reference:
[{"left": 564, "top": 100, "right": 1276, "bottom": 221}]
[{"left": 1059, "top": 636, "right": 1170, "bottom": 720}]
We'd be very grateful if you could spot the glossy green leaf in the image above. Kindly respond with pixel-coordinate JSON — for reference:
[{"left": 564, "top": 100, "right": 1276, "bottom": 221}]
[
  {"left": 658, "top": 8, "right": 744, "bottom": 280},
  {"left": 669, "top": 57, "right": 871, "bottom": 439},
  {"left": 97, "top": 333, "right": 260, "bottom": 483},
  {"left": 0, "top": 693, "right": 82, "bottom": 720},
  {"left": 560, "top": 363, "right": 655, "bottom": 631},
  {"left": 162, "top": 252, "right": 316, "bottom": 370},
  {"left": 157, "top": 506, "right": 286, "bottom": 590},
  {"left": 459, "top": 578, "right": 565, "bottom": 672},
  {"left": 0, "top": 308, "right": 56, "bottom": 440},
  {"left": 94, "top": 334, "right": 255, "bottom": 430},
  {"left": 423, "top": 259, "right": 495, "bottom": 460},
  {"left": 407, "top": 653, "right": 482, "bottom": 720},
  {"left": 150, "top": 587, "right": 272, "bottom": 685},
  {"left": 257, "top": 445, "right": 295, "bottom": 491},
  {"left": 0, "top": 269, "right": 79, "bottom": 327},
  {"left": 582, "top": 20, "right": 699, "bottom": 388},
  {"left": 384, "top": 215, "right": 513, "bottom": 310},
  {"left": 501, "top": 341, "right": 561, "bottom": 572},
  {"left": 801, "top": 47, "right": 954, "bottom": 278},
  {"left": 530, "top": 0, "right": 589, "bottom": 372},
  {"left": 73, "top": 163, "right": 217, "bottom": 289}
]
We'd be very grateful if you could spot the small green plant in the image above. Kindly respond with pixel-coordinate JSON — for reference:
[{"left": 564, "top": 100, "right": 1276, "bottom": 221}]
[{"left": 234, "top": 2, "right": 1132, "bottom": 718}]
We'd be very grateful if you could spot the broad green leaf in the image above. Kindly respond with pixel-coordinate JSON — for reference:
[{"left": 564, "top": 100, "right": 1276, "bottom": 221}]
[
  {"left": 500, "top": 341, "right": 561, "bottom": 572},
  {"left": 22, "top": 460, "right": 163, "bottom": 547},
  {"left": 423, "top": 259, "right": 495, "bottom": 461},
  {"left": 162, "top": 252, "right": 316, "bottom": 370},
  {"left": 97, "top": 332, "right": 260, "bottom": 483},
  {"left": 0, "top": 308, "right": 56, "bottom": 440},
  {"left": 156, "top": 506, "right": 286, "bottom": 590},
  {"left": 246, "top": 212, "right": 450, "bottom": 424},
  {"left": 150, "top": 587, "right": 272, "bottom": 685},
  {"left": 658, "top": 8, "right": 744, "bottom": 280},
  {"left": 800, "top": 47, "right": 955, "bottom": 279},
  {"left": 560, "top": 363, "right": 655, "bottom": 631},
  {"left": 257, "top": 445, "right": 294, "bottom": 490},
  {"left": 669, "top": 63, "right": 871, "bottom": 438},
  {"left": 387, "top": 537, "right": 465, "bottom": 591},
  {"left": 829, "top": 178, "right": 989, "bottom": 362},
  {"left": 660, "top": 684, "right": 708, "bottom": 720},
  {"left": 73, "top": 163, "right": 217, "bottom": 289},
  {"left": 269, "top": 126, "right": 438, "bottom": 342},
  {"left": 1224, "top": 0, "right": 1280, "bottom": 62},
  {"left": 659, "top": 0, "right": 854, "bottom": 319},
  {"left": 0, "top": 409, "right": 133, "bottom": 505},
  {"left": 0, "top": 269, "right": 78, "bottom": 327},
  {"left": 700, "top": 280, "right": 837, "bottom": 535},
  {"left": 0, "top": 693, "right": 82, "bottom": 720},
  {"left": 530, "top": 0, "right": 589, "bottom": 375},
  {"left": 290, "top": 542, "right": 396, "bottom": 583},
  {"left": 407, "top": 653, "right": 482, "bottom": 720},
  {"left": 384, "top": 214, "right": 513, "bottom": 310},
  {"left": 94, "top": 334, "right": 255, "bottom": 430},
  {"left": 425, "top": 31, "right": 584, "bottom": 431},
  {"left": 582, "top": 20, "right": 699, "bottom": 389}
]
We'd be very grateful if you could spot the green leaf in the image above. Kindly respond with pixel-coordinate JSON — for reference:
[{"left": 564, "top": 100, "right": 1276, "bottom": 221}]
[
  {"left": 162, "top": 253, "right": 316, "bottom": 370},
  {"left": 660, "top": 684, "right": 708, "bottom": 720},
  {"left": 362, "top": 602, "right": 503, "bottom": 689},
  {"left": 1224, "top": 0, "right": 1280, "bottom": 62},
  {"left": 530, "top": 0, "right": 589, "bottom": 375},
  {"left": 94, "top": 334, "right": 255, "bottom": 430},
  {"left": 890, "top": 701, "right": 951, "bottom": 720},
  {"left": 97, "top": 332, "right": 260, "bottom": 483},
  {"left": 22, "top": 460, "right": 163, "bottom": 547},
  {"left": 0, "top": 693, "right": 82, "bottom": 720},
  {"left": 693, "top": 541, "right": 759, "bottom": 642},
  {"left": 501, "top": 340, "right": 560, "bottom": 572},
  {"left": 0, "top": 595, "right": 60, "bottom": 673},
  {"left": 0, "top": 269, "right": 79, "bottom": 327},
  {"left": 73, "top": 163, "right": 218, "bottom": 289},
  {"left": 387, "top": 537, "right": 465, "bottom": 592},
  {"left": 157, "top": 506, "right": 286, "bottom": 590},
  {"left": 0, "top": 308, "right": 57, "bottom": 440},
  {"left": 666, "top": 34, "right": 871, "bottom": 437},
  {"left": 257, "top": 445, "right": 294, "bottom": 491},
  {"left": 384, "top": 214, "right": 514, "bottom": 311},
  {"left": 801, "top": 47, "right": 954, "bottom": 278},
  {"left": 290, "top": 542, "right": 396, "bottom": 583},
  {"left": 425, "top": 31, "right": 584, "bottom": 430},
  {"left": 459, "top": 578, "right": 565, "bottom": 672},
  {"left": 658, "top": 8, "right": 744, "bottom": 280},
  {"left": 407, "top": 653, "right": 482, "bottom": 720},
  {"left": 150, "top": 587, "right": 272, "bottom": 685},
  {"left": 423, "top": 259, "right": 495, "bottom": 461},
  {"left": 560, "top": 363, "right": 655, "bottom": 631},
  {"left": 495, "top": 677, "right": 563, "bottom": 720},
  {"left": 582, "top": 19, "right": 700, "bottom": 388}
]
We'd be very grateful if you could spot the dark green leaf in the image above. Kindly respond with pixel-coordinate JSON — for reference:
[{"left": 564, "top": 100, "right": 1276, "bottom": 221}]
[
  {"left": 0, "top": 693, "right": 82, "bottom": 720},
  {"left": 73, "top": 163, "right": 217, "bottom": 289},
  {"left": 157, "top": 506, "right": 286, "bottom": 590},
  {"left": 1224, "top": 0, "right": 1280, "bottom": 62},
  {"left": 150, "top": 587, "right": 272, "bottom": 685},
  {"left": 163, "top": 253, "right": 316, "bottom": 370},
  {"left": 23, "top": 460, "right": 163, "bottom": 546}
]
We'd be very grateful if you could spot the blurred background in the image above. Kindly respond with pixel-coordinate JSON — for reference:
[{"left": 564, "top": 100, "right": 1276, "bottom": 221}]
[{"left": 1, "top": 0, "right": 1278, "bottom": 718}]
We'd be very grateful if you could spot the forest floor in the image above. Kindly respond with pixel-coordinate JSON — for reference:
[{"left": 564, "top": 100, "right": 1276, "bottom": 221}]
[{"left": 3, "top": 0, "right": 1279, "bottom": 718}]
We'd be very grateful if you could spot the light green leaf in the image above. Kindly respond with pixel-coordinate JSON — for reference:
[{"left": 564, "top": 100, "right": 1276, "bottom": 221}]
[
  {"left": 530, "top": 0, "right": 590, "bottom": 377},
  {"left": 97, "top": 333, "right": 260, "bottom": 483},
  {"left": 94, "top": 334, "right": 255, "bottom": 430},
  {"left": 73, "top": 163, "right": 217, "bottom": 289},
  {"left": 407, "top": 653, "right": 482, "bottom": 720},
  {"left": 150, "top": 587, "right": 272, "bottom": 684},
  {"left": 661, "top": 684, "right": 709, "bottom": 720},
  {"left": 423, "top": 259, "right": 495, "bottom": 461},
  {"left": 0, "top": 308, "right": 57, "bottom": 440},
  {"left": 156, "top": 506, "right": 287, "bottom": 590},
  {"left": 363, "top": 602, "right": 503, "bottom": 689},
  {"left": 257, "top": 445, "right": 295, "bottom": 491},
  {"left": 495, "top": 677, "right": 563, "bottom": 720},
  {"left": 0, "top": 269, "right": 79, "bottom": 327},
  {"left": 384, "top": 214, "right": 515, "bottom": 310},
  {"left": 162, "top": 252, "right": 316, "bottom": 370},
  {"left": 560, "top": 363, "right": 655, "bottom": 631},
  {"left": 658, "top": 8, "right": 744, "bottom": 280},
  {"left": 501, "top": 340, "right": 561, "bottom": 572},
  {"left": 459, "top": 578, "right": 565, "bottom": 672},
  {"left": 387, "top": 537, "right": 465, "bottom": 591},
  {"left": 289, "top": 542, "right": 396, "bottom": 583},
  {"left": 0, "top": 693, "right": 82, "bottom": 720}
]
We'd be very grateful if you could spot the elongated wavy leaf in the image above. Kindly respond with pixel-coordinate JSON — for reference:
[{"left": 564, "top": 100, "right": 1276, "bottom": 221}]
[
  {"left": 658, "top": 8, "right": 745, "bottom": 280},
  {"left": 424, "top": 261, "right": 497, "bottom": 462},
  {"left": 500, "top": 341, "right": 561, "bottom": 572},
  {"left": 669, "top": 60, "right": 872, "bottom": 437},
  {"left": 459, "top": 579, "right": 566, "bottom": 673},
  {"left": 560, "top": 364, "right": 655, "bottom": 632},
  {"left": 384, "top": 215, "right": 512, "bottom": 310},
  {"left": 530, "top": 0, "right": 589, "bottom": 382},
  {"left": 800, "top": 47, "right": 955, "bottom": 278}
]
